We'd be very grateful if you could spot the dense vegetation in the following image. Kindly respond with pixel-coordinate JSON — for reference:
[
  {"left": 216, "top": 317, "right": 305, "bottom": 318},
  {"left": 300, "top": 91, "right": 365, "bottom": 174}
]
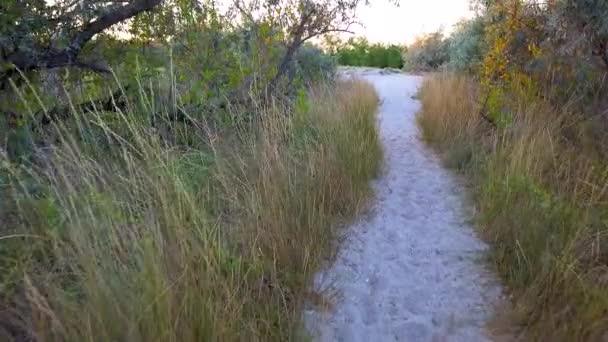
[
  {"left": 0, "top": 1, "right": 384, "bottom": 340},
  {"left": 328, "top": 16, "right": 483, "bottom": 72},
  {"left": 418, "top": 0, "right": 608, "bottom": 340},
  {"left": 330, "top": 37, "right": 405, "bottom": 69}
]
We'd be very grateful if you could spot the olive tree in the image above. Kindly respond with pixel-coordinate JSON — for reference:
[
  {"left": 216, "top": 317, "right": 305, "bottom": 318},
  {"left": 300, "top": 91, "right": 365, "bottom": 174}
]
[{"left": 0, "top": 0, "right": 163, "bottom": 86}]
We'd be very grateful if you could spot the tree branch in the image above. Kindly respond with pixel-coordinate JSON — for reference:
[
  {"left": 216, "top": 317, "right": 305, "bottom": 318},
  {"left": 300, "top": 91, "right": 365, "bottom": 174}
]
[
  {"left": 68, "top": 0, "right": 162, "bottom": 54},
  {"left": 301, "top": 28, "right": 355, "bottom": 43},
  {"left": 1, "top": 0, "right": 162, "bottom": 82}
]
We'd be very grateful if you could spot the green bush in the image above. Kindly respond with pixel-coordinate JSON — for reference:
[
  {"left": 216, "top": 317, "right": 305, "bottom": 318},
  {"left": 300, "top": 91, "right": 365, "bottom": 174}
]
[
  {"left": 294, "top": 44, "right": 338, "bottom": 83},
  {"left": 404, "top": 31, "right": 449, "bottom": 71},
  {"left": 446, "top": 17, "right": 486, "bottom": 73},
  {"left": 402, "top": 19, "right": 486, "bottom": 73},
  {"left": 336, "top": 38, "right": 404, "bottom": 69}
]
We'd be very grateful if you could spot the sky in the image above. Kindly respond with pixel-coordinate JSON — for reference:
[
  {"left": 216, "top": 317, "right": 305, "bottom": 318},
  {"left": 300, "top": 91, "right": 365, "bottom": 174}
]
[
  {"left": 45, "top": 0, "right": 472, "bottom": 45},
  {"left": 353, "top": 0, "right": 474, "bottom": 45}
]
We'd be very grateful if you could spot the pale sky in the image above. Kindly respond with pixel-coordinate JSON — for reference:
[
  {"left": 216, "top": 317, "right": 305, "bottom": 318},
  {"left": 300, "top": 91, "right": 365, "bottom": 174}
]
[{"left": 353, "top": 0, "right": 474, "bottom": 44}]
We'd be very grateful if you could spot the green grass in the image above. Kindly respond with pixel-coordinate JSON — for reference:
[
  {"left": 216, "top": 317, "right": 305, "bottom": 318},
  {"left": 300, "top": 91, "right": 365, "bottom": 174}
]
[
  {"left": 0, "top": 78, "right": 381, "bottom": 341},
  {"left": 417, "top": 73, "right": 608, "bottom": 341}
]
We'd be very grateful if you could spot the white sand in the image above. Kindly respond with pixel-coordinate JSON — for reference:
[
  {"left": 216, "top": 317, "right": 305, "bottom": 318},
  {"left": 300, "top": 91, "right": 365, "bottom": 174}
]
[{"left": 305, "top": 70, "right": 503, "bottom": 342}]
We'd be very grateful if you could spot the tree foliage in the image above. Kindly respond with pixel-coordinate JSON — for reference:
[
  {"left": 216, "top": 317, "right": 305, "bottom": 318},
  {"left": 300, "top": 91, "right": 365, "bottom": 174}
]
[
  {"left": 335, "top": 37, "right": 404, "bottom": 69},
  {"left": 404, "top": 31, "right": 449, "bottom": 71},
  {"left": 470, "top": 0, "right": 608, "bottom": 128},
  {"left": 0, "top": 0, "right": 162, "bottom": 81},
  {"left": 446, "top": 17, "right": 486, "bottom": 72},
  {"left": 0, "top": 0, "right": 379, "bottom": 157},
  {"left": 420, "top": 0, "right": 608, "bottom": 107}
]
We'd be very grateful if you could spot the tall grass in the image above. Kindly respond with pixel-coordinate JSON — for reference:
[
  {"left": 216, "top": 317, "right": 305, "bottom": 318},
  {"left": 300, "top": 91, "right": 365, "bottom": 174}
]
[
  {"left": 0, "top": 78, "right": 380, "bottom": 341},
  {"left": 418, "top": 73, "right": 608, "bottom": 341}
]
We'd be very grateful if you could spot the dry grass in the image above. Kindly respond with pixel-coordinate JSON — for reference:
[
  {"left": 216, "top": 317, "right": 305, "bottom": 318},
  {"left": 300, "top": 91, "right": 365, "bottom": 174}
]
[
  {"left": 0, "top": 78, "right": 381, "bottom": 341},
  {"left": 418, "top": 73, "right": 608, "bottom": 341}
]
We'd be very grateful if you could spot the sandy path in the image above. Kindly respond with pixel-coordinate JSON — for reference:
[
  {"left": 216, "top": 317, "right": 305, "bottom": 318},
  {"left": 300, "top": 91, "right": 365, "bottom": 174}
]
[{"left": 304, "top": 70, "right": 502, "bottom": 341}]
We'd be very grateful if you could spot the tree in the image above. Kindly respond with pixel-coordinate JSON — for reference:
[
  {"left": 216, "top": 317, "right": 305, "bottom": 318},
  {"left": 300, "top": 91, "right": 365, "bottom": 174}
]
[
  {"left": 405, "top": 30, "right": 449, "bottom": 71},
  {"left": 240, "top": 0, "right": 380, "bottom": 89},
  {"left": 0, "top": 0, "right": 163, "bottom": 86},
  {"left": 547, "top": 0, "right": 608, "bottom": 71},
  {"left": 446, "top": 17, "right": 486, "bottom": 72}
]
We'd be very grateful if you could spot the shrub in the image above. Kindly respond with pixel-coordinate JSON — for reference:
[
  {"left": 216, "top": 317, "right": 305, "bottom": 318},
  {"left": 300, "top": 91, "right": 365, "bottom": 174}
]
[
  {"left": 446, "top": 17, "right": 486, "bottom": 73},
  {"left": 335, "top": 38, "right": 404, "bottom": 69},
  {"left": 294, "top": 44, "right": 338, "bottom": 83},
  {"left": 404, "top": 31, "right": 449, "bottom": 71}
]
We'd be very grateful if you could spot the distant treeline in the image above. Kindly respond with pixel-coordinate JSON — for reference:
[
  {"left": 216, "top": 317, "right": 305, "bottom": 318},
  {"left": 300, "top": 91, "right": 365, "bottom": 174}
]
[
  {"left": 328, "top": 38, "right": 404, "bottom": 69},
  {"left": 327, "top": 17, "right": 484, "bottom": 72}
]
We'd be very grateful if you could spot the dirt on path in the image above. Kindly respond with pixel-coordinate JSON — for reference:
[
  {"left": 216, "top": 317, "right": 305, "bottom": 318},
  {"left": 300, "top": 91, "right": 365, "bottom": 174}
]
[{"left": 305, "top": 70, "right": 503, "bottom": 342}]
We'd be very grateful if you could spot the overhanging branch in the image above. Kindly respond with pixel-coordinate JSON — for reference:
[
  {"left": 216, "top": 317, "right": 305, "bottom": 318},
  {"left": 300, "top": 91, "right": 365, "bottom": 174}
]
[
  {"left": 68, "top": 0, "right": 162, "bottom": 55},
  {"left": 1, "top": 0, "right": 162, "bottom": 82}
]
